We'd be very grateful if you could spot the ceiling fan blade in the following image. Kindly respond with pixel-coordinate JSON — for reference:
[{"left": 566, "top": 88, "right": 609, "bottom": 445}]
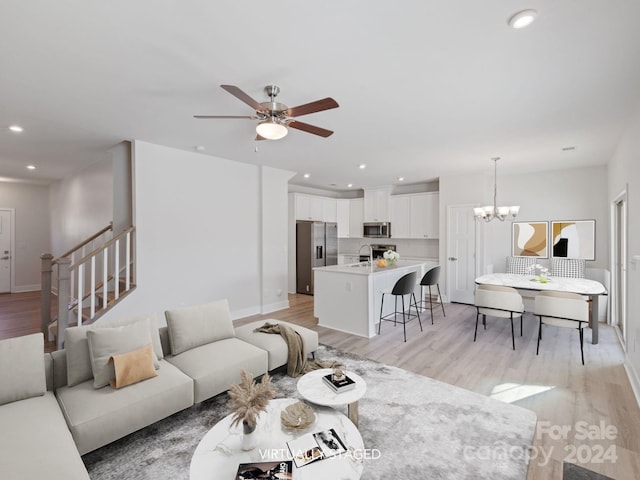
[
  {"left": 194, "top": 115, "right": 258, "bottom": 119},
  {"left": 288, "top": 121, "right": 334, "bottom": 138},
  {"left": 286, "top": 97, "right": 339, "bottom": 117},
  {"left": 220, "top": 85, "right": 267, "bottom": 112}
]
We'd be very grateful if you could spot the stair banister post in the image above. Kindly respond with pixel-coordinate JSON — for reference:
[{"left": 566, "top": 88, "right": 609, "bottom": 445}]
[
  {"left": 40, "top": 253, "right": 54, "bottom": 338},
  {"left": 56, "top": 257, "right": 72, "bottom": 350}
]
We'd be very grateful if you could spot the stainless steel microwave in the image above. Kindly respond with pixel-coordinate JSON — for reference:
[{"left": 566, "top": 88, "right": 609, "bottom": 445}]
[{"left": 363, "top": 222, "right": 391, "bottom": 238}]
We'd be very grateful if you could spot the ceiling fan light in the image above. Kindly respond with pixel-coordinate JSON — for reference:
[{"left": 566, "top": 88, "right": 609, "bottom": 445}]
[
  {"left": 508, "top": 9, "right": 537, "bottom": 29},
  {"left": 256, "top": 119, "right": 288, "bottom": 140}
]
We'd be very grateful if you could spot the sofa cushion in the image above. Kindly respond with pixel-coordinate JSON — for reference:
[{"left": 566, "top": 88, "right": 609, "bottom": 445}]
[
  {"left": 110, "top": 343, "right": 158, "bottom": 389},
  {"left": 165, "top": 337, "right": 267, "bottom": 403},
  {"left": 0, "top": 392, "right": 89, "bottom": 479},
  {"left": 65, "top": 313, "right": 164, "bottom": 387},
  {"left": 165, "top": 299, "right": 236, "bottom": 355},
  {"left": 0, "top": 333, "right": 46, "bottom": 406},
  {"left": 56, "top": 359, "right": 194, "bottom": 455},
  {"left": 234, "top": 320, "right": 319, "bottom": 371},
  {"left": 86, "top": 318, "right": 159, "bottom": 388}
]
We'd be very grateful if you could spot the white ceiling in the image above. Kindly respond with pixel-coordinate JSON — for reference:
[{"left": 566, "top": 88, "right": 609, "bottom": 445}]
[{"left": 1, "top": 1, "right": 640, "bottom": 191}]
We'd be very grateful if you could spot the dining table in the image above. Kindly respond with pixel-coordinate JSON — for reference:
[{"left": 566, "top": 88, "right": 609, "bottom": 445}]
[{"left": 474, "top": 273, "right": 607, "bottom": 344}]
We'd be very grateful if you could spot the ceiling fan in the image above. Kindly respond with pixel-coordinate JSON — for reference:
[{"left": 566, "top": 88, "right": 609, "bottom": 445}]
[{"left": 194, "top": 85, "right": 339, "bottom": 140}]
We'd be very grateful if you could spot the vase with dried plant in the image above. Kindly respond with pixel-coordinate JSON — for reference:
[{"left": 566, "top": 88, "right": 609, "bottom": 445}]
[{"left": 228, "top": 370, "right": 276, "bottom": 450}]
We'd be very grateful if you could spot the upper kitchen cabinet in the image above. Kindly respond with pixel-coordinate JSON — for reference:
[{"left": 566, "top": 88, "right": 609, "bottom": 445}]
[
  {"left": 389, "top": 192, "right": 439, "bottom": 239},
  {"left": 363, "top": 187, "right": 391, "bottom": 222},
  {"left": 322, "top": 197, "right": 337, "bottom": 223},
  {"left": 349, "top": 198, "right": 364, "bottom": 238},
  {"left": 293, "top": 193, "right": 325, "bottom": 221},
  {"left": 336, "top": 199, "right": 350, "bottom": 238}
]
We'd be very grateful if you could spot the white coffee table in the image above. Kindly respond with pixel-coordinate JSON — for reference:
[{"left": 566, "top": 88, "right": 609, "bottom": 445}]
[
  {"left": 189, "top": 398, "right": 364, "bottom": 480},
  {"left": 296, "top": 369, "right": 366, "bottom": 428}
]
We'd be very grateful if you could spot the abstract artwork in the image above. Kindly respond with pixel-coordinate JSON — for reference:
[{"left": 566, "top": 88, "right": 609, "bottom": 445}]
[
  {"left": 551, "top": 220, "right": 595, "bottom": 260},
  {"left": 512, "top": 221, "right": 548, "bottom": 257}
]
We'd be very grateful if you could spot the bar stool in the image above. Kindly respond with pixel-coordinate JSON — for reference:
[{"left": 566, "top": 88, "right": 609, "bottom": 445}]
[
  {"left": 378, "top": 271, "right": 421, "bottom": 342},
  {"left": 417, "top": 265, "right": 445, "bottom": 324}
]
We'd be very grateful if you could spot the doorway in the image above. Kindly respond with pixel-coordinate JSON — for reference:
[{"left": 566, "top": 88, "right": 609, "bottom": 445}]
[
  {"left": 0, "top": 209, "right": 14, "bottom": 293},
  {"left": 611, "top": 190, "right": 627, "bottom": 345},
  {"left": 446, "top": 204, "right": 478, "bottom": 304}
]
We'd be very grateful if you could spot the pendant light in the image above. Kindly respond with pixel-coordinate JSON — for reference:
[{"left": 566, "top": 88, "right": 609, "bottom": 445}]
[{"left": 474, "top": 157, "right": 520, "bottom": 222}]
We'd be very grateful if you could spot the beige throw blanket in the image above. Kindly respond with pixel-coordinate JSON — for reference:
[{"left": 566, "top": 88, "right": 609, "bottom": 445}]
[{"left": 253, "top": 322, "right": 342, "bottom": 377}]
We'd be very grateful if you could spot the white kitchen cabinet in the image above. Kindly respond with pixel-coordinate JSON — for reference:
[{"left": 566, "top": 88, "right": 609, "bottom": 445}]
[
  {"left": 294, "top": 193, "right": 328, "bottom": 221},
  {"left": 322, "top": 198, "right": 337, "bottom": 223},
  {"left": 363, "top": 187, "right": 391, "bottom": 222},
  {"left": 410, "top": 193, "right": 439, "bottom": 239},
  {"left": 349, "top": 198, "right": 364, "bottom": 238},
  {"left": 337, "top": 199, "right": 350, "bottom": 237},
  {"left": 389, "top": 195, "right": 411, "bottom": 238}
]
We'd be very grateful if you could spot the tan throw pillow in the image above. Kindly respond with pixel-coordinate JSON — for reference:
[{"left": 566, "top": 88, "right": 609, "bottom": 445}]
[
  {"left": 165, "top": 299, "right": 235, "bottom": 355},
  {"left": 86, "top": 318, "right": 160, "bottom": 389},
  {"left": 109, "top": 343, "right": 158, "bottom": 389}
]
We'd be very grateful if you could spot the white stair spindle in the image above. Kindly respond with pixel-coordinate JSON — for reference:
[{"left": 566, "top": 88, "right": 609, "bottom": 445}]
[
  {"left": 90, "top": 256, "right": 96, "bottom": 319},
  {"left": 77, "top": 263, "right": 83, "bottom": 326},
  {"left": 125, "top": 231, "right": 131, "bottom": 291},
  {"left": 103, "top": 247, "right": 108, "bottom": 309},
  {"left": 114, "top": 239, "right": 120, "bottom": 300}
]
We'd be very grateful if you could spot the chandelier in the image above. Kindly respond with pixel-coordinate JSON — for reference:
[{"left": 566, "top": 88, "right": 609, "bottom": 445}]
[{"left": 474, "top": 157, "right": 520, "bottom": 222}]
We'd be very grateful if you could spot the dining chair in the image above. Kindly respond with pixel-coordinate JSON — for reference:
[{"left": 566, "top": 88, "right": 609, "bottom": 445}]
[
  {"left": 474, "top": 284, "right": 524, "bottom": 350},
  {"left": 416, "top": 265, "right": 445, "bottom": 324},
  {"left": 378, "top": 271, "right": 421, "bottom": 342},
  {"left": 534, "top": 290, "right": 589, "bottom": 365}
]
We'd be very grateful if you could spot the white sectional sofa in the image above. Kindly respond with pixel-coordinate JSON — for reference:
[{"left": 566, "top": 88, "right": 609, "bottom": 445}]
[{"left": 0, "top": 299, "right": 318, "bottom": 479}]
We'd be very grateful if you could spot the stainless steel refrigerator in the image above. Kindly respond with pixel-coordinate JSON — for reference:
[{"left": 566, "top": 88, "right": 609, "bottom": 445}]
[{"left": 296, "top": 221, "right": 337, "bottom": 295}]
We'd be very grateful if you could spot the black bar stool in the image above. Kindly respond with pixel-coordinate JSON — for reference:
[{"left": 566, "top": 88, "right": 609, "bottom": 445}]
[
  {"left": 417, "top": 265, "right": 445, "bottom": 324},
  {"left": 378, "top": 271, "right": 421, "bottom": 342}
]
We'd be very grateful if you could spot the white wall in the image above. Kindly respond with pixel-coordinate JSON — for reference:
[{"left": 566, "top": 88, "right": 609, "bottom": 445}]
[
  {"left": 439, "top": 165, "right": 609, "bottom": 297},
  {"left": 99, "top": 141, "right": 292, "bottom": 325},
  {"left": 608, "top": 105, "right": 640, "bottom": 397},
  {"left": 49, "top": 157, "right": 113, "bottom": 256},
  {"left": 0, "top": 182, "right": 50, "bottom": 291}
]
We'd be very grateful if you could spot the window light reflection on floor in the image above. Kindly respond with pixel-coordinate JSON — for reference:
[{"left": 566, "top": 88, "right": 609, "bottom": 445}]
[{"left": 490, "top": 383, "right": 555, "bottom": 403}]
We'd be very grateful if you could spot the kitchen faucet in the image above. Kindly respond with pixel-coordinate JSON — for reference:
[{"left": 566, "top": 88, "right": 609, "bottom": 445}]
[{"left": 358, "top": 244, "right": 373, "bottom": 265}]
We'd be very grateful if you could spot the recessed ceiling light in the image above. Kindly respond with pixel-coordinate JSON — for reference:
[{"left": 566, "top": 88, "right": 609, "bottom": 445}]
[
  {"left": 9, "top": 125, "right": 24, "bottom": 133},
  {"left": 397, "top": 177, "right": 405, "bottom": 182},
  {"left": 347, "top": 183, "right": 353, "bottom": 188},
  {"left": 562, "top": 146, "right": 576, "bottom": 151},
  {"left": 508, "top": 9, "right": 537, "bottom": 29},
  {"left": 194, "top": 145, "right": 205, "bottom": 151},
  {"left": 358, "top": 164, "right": 366, "bottom": 169},
  {"left": 303, "top": 173, "right": 310, "bottom": 178},
  {"left": 26, "top": 165, "right": 36, "bottom": 170}
]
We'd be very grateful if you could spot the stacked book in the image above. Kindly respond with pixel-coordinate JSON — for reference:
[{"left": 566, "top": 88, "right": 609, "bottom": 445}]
[{"left": 322, "top": 373, "right": 356, "bottom": 393}]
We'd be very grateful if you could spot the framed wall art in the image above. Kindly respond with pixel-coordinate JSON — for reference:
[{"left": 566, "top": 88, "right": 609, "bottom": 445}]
[
  {"left": 512, "top": 221, "right": 548, "bottom": 258},
  {"left": 551, "top": 220, "right": 595, "bottom": 260}
]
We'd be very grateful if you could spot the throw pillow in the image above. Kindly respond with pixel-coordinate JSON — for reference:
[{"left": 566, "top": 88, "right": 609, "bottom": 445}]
[
  {"left": 109, "top": 343, "right": 158, "bottom": 389},
  {"left": 65, "top": 313, "right": 164, "bottom": 387},
  {"left": 0, "top": 333, "right": 46, "bottom": 406},
  {"left": 550, "top": 258, "right": 586, "bottom": 278},
  {"left": 165, "top": 299, "right": 235, "bottom": 356},
  {"left": 505, "top": 256, "right": 537, "bottom": 275},
  {"left": 86, "top": 318, "right": 159, "bottom": 389}
]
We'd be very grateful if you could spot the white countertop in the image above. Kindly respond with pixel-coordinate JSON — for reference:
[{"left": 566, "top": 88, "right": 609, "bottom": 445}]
[
  {"left": 315, "top": 259, "right": 436, "bottom": 276},
  {"left": 475, "top": 273, "right": 607, "bottom": 295}
]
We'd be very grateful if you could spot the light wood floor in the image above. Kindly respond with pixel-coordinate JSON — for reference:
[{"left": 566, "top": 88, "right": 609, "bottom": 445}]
[{"left": 3, "top": 292, "right": 639, "bottom": 479}]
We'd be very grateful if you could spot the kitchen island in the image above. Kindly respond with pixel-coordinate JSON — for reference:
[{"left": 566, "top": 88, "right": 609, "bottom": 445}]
[{"left": 313, "top": 260, "right": 438, "bottom": 337}]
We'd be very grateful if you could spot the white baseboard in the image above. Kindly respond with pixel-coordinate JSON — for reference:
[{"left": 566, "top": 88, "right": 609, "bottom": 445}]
[
  {"left": 231, "top": 306, "right": 261, "bottom": 320},
  {"left": 624, "top": 357, "right": 640, "bottom": 410},
  {"left": 261, "top": 300, "right": 289, "bottom": 315},
  {"left": 12, "top": 284, "right": 41, "bottom": 293}
]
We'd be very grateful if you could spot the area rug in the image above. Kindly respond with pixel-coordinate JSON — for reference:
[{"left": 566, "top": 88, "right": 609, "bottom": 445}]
[{"left": 83, "top": 344, "right": 537, "bottom": 479}]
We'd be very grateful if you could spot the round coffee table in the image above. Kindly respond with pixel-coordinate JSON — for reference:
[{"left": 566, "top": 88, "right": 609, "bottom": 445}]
[
  {"left": 296, "top": 369, "right": 366, "bottom": 428},
  {"left": 189, "top": 398, "right": 364, "bottom": 480}
]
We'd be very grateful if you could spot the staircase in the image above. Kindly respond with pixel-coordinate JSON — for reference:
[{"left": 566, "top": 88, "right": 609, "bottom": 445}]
[{"left": 41, "top": 223, "right": 136, "bottom": 349}]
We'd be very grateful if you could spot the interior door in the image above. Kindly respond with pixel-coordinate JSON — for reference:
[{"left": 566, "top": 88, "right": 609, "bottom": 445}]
[
  {"left": 447, "top": 205, "right": 476, "bottom": 304},
  {"left": 0, "top": 209, "right": 12, "bottom": 293}
]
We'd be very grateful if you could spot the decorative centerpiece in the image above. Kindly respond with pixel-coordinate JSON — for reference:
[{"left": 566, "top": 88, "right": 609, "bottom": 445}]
[
  {"left": 228, "top": 370, "right": 275, "bottom": 450},
  {"left": 280, "top": 401, "right": 316, "bottom": 430},
  {"left": 332, "top": 367, "right": 346, "bottom": 382},
  {"left": 527, "top": 263, "right": 550, "bottom": 283},
  {"left": 383, "top": 250, "right": 400, "bottom": 266}
]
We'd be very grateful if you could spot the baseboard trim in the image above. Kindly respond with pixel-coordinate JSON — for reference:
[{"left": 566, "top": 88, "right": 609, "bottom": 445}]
[
  {"left": 261, "top": 300, "right": 289, "bottom": 315},
  {"left": 231, "top": 306, "right": 261, "bottom": 320},
  {"left": 623, "top": 357, "right": 640, "bottom": 410},
  {"left": 12, "top": 284, "right": 41, "bottom": 293}
]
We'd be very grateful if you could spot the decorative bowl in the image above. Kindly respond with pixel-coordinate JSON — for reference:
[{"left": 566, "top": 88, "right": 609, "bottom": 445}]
[{"left": 280, "top": 401, "right": 316, "bottom": 430}]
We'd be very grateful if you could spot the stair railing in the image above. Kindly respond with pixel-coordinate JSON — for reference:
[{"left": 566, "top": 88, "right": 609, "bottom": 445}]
[{"left": 41, "top": 223, "right": 136, "bottom": 349}]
